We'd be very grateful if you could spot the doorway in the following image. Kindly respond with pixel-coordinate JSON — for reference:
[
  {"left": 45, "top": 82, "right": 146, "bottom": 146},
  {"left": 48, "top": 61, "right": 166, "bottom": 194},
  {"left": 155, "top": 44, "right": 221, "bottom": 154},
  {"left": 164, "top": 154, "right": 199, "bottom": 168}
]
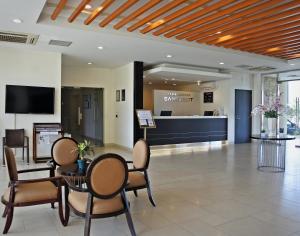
[
  {"left": 61, "top": 87, "right": 104, "bottom": 146},
  {"left": 235, "top": 89, "right": 252, "bottom": 143}
]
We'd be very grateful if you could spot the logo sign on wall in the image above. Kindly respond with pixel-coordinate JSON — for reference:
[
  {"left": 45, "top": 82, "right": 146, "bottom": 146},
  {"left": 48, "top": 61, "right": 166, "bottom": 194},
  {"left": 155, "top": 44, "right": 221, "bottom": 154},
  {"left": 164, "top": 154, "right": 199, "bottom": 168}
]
[{"left": 163, "top": 92, "right": 194, "bottom": 102}]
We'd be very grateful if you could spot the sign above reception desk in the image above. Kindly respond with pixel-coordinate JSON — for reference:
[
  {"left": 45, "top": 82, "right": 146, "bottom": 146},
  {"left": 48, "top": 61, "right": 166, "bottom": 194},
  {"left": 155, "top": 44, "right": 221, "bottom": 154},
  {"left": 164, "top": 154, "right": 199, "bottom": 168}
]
[{"left": 154, "top": 90, "right": 201, "bottom": 116}]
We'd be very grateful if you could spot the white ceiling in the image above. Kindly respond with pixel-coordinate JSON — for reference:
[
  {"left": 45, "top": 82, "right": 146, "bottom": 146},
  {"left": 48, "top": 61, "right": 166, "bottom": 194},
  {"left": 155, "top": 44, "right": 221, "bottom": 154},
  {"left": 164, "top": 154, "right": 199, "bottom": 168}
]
[{"left": 0, "top": 0, "right": 299, "bottom": 72}]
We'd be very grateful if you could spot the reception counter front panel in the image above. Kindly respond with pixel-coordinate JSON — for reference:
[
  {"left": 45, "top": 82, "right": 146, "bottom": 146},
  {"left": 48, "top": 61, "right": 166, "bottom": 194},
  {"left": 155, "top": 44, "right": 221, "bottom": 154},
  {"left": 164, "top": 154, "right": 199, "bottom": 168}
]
[{"left": 147, "top": 116, "right": 228, "bottom": 146}]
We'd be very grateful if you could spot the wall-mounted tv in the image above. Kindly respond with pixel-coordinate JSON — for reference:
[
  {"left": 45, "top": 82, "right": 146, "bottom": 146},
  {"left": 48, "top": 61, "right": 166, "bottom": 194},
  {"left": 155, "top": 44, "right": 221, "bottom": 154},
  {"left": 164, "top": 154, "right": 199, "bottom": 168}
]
[{"left": 5, "top": 85, "right": 55, "bottom": 114}]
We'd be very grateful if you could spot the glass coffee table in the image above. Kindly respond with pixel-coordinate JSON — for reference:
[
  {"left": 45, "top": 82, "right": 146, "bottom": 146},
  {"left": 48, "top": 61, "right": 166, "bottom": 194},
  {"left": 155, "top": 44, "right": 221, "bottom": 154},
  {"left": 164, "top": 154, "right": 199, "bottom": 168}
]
[{"left": 251, "top": 135, "right": 295, "bottom": 172}]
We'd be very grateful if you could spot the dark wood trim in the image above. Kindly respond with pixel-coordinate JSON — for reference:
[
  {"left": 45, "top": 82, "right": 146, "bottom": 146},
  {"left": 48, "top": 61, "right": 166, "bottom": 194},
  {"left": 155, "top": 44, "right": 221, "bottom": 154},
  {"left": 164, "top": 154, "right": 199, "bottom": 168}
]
[{"left": 133, "top": 61, "right": 144, "bottom": 145}]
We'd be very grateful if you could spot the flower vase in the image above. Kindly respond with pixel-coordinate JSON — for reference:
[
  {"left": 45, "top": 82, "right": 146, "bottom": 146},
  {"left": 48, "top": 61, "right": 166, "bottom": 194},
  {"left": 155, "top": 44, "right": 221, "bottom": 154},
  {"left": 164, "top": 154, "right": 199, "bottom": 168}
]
[
  {"left": 77, "top": 159, "right": 86, "bottom": 172},
  {"left": 267, "top": 118, "right": 277, "bottom": 137}
]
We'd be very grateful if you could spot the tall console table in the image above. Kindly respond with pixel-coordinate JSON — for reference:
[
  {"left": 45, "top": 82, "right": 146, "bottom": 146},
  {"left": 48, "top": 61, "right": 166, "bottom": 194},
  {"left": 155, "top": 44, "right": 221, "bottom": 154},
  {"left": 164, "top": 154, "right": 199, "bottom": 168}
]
[
  {"left": 33, "top": 123, "right": 63, "bottom": 163},
  {"left": 251, "top": 135, "right": 295, "bottom": 172}
]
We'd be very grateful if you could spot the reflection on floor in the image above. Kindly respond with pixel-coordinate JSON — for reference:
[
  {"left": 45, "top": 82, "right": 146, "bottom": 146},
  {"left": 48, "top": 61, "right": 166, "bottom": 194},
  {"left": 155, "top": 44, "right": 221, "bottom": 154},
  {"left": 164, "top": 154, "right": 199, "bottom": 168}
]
[{"left": 1, "top": 141, "right": 300, "bottom": 236}]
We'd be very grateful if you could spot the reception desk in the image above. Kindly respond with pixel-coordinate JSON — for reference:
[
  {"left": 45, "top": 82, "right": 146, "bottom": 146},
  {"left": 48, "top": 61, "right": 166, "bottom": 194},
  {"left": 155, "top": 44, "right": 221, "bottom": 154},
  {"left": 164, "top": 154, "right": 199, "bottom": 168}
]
[{"left": 147, "top": 116, "right": 228, "bottom": 146}]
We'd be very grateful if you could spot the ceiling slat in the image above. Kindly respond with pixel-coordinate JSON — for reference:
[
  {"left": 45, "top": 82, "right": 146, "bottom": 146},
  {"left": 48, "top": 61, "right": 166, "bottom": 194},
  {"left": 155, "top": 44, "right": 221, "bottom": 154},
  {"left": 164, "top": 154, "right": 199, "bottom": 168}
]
[
  {"left": 114, "top": 0, "right": 162, "bottom": 30},
  {"left": 51, "top": 0, "right": 68, "bottom": 20},
  {"left": 167, "top": 0, "right": 261, "bottom": 39},
  {"left": 68, "top": 0, "right": 91, "bottom": 23},
  {"left": 199, "top": 6, "right": 300, "bottom": 45},
  {"left": 182, "top": 0, "right": 284, "bottom": 41},
  {"left": 99, "top": 0, "right": 138, "bottom": 27},
  {"left": 140, "top": 0, "right": 210, "bottom": 34},
  {"left": 219, "top": 22, "right": 300, "bottom": 47},
  {"left": 84, "top": 0, "right": 115, "bottom": 25},
  {"left": 238, "top": 35, "right": 300, "bottom": 52},
  {"left": 225, "top": 27, "right": 300, "bottom": 48},
  {"left": 203, "top": 14, "right": 300, "bottom": 47},
  {"left": 127, "top": 0, "right": 188, "bottom": 32},
  {"left": 152, "top": 0, "right": 236, "bottom": 37},
  {"left": 266, "top": 45, "right": 300, "bottom": 55}
]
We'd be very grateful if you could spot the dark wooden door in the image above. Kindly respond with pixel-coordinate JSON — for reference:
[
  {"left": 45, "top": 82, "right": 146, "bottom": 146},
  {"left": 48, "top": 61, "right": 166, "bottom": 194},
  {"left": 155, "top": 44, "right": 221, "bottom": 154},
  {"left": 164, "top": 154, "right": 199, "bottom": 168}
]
[{"left": 235, "top": 89, "right": 252, "bottom": 143}]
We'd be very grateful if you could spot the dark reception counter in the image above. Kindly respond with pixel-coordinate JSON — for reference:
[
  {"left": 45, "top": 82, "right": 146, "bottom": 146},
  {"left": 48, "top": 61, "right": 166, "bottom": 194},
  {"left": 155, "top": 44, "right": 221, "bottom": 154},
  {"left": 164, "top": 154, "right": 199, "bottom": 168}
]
[{"left": 146, "top": 116, "right": 228, "bottom": 146}]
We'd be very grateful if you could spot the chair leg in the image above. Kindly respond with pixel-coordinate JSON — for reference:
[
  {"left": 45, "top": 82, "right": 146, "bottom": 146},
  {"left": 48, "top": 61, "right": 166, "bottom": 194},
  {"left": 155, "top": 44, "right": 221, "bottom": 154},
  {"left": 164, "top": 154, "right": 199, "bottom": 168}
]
[
  {"left": 133, "top": 190, "right": 138, "bottom": 197},
  {"left": 22, "top": 147, "right": 24, "bottom": 161},
  {"left": 51, "top": 203, "right": 55, "bottom": 209},
  {"left": 3, "top": 206, "right": 14, "bottom": 234},
  {"left": 145, "top": 171, "right": 156, "bottom": 207},
  {"left": 125, "top": 211, "right": 136, "bottom": 236},
  {"left": 58, "top": 199, "right": 66, "bottom": 226},
  {"left": 2, "top": 145, "right": 5, "bottom": 166},
  {"left": 84, "top": 195, "right": 93, "bottom": 236},
  {"left": 64, "top": 186, "right": 70, "bottom": 226},
  {"left": 26, "top": 146, "right": 29, "bottom": 165},
  {"left": 2, "top": 205, "right": 8, "bottom": 218}
]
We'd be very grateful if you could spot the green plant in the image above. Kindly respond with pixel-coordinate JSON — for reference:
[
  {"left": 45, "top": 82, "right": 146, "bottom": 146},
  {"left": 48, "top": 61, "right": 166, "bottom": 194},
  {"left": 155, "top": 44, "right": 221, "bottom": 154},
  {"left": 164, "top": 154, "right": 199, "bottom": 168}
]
[
  {"left": 261, "top": 129, "right": 266, "bottom": 133},
  {"left": 76, "top": 140, "right": 94, "bottom": 160}
]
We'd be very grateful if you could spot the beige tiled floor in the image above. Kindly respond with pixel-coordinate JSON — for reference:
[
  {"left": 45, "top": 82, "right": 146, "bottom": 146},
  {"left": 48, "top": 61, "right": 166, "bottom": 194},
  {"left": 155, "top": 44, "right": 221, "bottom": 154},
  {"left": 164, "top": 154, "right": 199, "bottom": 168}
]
[{"left": 1, "top": 141, "right": 300, "bottom": 235}]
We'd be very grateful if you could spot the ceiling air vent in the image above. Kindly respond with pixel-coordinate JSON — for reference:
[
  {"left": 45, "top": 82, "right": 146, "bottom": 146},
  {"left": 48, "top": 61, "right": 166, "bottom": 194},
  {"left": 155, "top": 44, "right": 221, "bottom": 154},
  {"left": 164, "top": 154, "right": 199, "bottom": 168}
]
[
  {"left": 236, "top": 65, "right": 253, "bottom": 69},
  {"left": 249, "top": 66, "right": 276, "bottom": 71},
  {"left": 236, "top": 65, "right": 276, "bottom": 72},
  {"left": 49, "top": 40, "right": 72, "bottom": 47},
  {"left": 0, "top": 31, "right": 39, "bottom": 45}
]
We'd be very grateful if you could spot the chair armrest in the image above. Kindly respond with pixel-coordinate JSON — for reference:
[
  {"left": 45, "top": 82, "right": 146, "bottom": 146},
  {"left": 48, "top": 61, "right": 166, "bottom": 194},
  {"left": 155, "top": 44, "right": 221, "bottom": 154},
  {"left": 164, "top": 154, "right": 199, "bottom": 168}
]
[
  {"left": 46, "top": 160, "right": 55, "bottom": 168},
  {"left": 128, "top": 168, "right": 144, "bottom": 172},
  {"left": 12, "top": 176, "right": 62, "bottom": 186},
  {"left": 64, "top": 177, "right": 89, "bottom": 192},
  {"left": 18, "top": 167, "right": 53, "bottom": 173}
]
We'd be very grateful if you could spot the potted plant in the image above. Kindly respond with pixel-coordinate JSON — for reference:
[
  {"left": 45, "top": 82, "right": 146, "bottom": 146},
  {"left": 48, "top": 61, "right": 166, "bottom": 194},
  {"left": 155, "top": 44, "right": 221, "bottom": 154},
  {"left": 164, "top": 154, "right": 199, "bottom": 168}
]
[
  {"left": 252, "top": 94, "right": 290, "bottom": 137},
  {"left": 260, "top": 129, "right": 266, "bottom": 137},
  {"left": 75, "top": 140, "right": 94, "bottom": 171}
]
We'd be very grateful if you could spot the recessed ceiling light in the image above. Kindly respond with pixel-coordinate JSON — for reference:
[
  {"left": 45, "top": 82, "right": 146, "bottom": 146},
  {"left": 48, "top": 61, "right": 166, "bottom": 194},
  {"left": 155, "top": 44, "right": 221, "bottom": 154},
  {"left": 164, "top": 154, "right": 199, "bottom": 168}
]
[
  {"left": 12, "top": 18, "right": 22, "bottom": 24},
  {"left": 290, "top": 63, "right": 295, "bottom": 66},
  {"left": 85, "top": 4, "right": 92, "bottom": 9},
  {"left": 97, "top": 46, "right": 103, "bottom": 50},
  {"left": 166, "top": 54, "right": 173, "bottom": 58},
  {"left": 88, "top": 62, "right": 92, "bottom": 65},
  {"left": 164, "top": 81, "right": 168, "bottom": 84},
  {"left": 216, "top": 31, "right": 222, "bottom": 34},
  {"left": 148, "top": 81, "right": 152, "bottom": 85},
  {"left": 197, "top": 80, "right": 201, "bottom": 86},
  {"left": 143, "top": 75, "right": 146, "bottom": 78},
  {"left": 219, "top": 62, "right": 224, "bottom": 65},
  {"left": 171, "top": 78, "right": 175, "bottom": 80},
  {"left": 172, "top": 83, "right": 176, "bottom": 86}
]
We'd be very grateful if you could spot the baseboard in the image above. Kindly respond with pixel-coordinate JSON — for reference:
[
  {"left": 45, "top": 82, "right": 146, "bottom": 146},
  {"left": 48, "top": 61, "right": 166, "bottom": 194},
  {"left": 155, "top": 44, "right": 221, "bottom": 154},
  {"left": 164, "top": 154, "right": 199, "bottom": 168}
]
[{"left": 103, "top": 143, "right": 133, "bottom": 152}]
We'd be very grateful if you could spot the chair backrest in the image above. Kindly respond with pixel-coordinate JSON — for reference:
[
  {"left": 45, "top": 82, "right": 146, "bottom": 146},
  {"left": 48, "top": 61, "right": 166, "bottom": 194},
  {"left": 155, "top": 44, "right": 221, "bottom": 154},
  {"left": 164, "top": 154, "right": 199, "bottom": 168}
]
[
  {"left": 5, "top": 129, "right": 25, "bottom": 147},
  {"left": 132, "top": 139, "right": 150, "bottom": 170},
  {"left": 4, "top": 147, "right": 18, "bottom": 181},
  {"left": 51, "top": 137, "right": 78, "bottom": 166},
  {"left": 86, "top": 153, "right": 128, "bottom": 199}
]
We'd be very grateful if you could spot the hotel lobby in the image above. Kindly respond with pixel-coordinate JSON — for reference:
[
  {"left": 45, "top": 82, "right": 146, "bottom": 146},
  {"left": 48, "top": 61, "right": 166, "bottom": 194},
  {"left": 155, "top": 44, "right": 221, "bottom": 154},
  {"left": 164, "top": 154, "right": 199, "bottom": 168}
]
[{"left": 1, "top": 0, "right": 300, "bottom": 236}]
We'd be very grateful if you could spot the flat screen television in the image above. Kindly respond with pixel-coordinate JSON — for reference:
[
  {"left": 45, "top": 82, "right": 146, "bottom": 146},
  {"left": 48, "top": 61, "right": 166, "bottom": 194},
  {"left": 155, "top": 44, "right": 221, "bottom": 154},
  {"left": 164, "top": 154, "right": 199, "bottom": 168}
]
[{"left": 5, "top": 85, "right": 55, "bottom": 114}]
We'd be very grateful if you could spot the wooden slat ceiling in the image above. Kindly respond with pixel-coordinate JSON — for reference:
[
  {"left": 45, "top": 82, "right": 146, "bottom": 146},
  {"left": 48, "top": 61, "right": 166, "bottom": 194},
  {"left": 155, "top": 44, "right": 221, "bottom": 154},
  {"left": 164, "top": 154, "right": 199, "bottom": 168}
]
[{"left": 50, "top": 0, "right": 300, "bottom": 60}]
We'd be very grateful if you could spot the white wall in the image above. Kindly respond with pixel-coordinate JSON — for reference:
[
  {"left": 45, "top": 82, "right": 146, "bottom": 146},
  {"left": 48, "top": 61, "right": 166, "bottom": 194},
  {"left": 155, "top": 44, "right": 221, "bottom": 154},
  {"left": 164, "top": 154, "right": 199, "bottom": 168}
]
[
  {"left": 112, "top": 63, "right": 134, "bottom": 148},
  {"left": 61, "top": 67, "right": 114, "bottom": 144},
  {"left": 0, "top": 47, "right": 61, "bottom": 157}
]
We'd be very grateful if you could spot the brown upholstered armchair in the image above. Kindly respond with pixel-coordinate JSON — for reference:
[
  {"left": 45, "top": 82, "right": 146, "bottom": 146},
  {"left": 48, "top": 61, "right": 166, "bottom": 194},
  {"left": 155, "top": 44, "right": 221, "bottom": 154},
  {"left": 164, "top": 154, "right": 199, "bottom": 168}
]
[
  {"left": 1, "top": 147, "right": 66, "bottom": 234},
  {"left": 2, "top": 129, "right": 29, "bottom": 166},
  {"left": 126, "top": 139, "right": 155, "bottom": 207},
  {"left": 64, "top": 153, "right": 136, "bottom": 236},
  {"left": 48, "top": 137, "right": 78, "bottom": 176}
]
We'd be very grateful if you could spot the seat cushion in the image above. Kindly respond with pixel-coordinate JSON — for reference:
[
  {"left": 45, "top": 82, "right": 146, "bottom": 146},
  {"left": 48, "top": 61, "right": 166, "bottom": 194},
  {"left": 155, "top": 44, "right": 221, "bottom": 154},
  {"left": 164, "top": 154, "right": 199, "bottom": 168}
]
[
  {"left": 3, "top": 181, "right": 58, "bottom": 204},
  {"left": 127, "top": 172, "right": 146, "bottom": 189},
  {"left": 68, "top": 192, "right": 124, "bottom": 214}
]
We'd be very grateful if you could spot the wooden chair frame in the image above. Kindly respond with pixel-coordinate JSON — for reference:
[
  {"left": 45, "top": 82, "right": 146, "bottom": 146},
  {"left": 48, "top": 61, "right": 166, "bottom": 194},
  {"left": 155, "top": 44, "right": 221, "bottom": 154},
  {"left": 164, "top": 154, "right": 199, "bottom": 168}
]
[
  {"left": 125, "top": 139, "right": 156, "bottom": 207},
  {"left": 2, "top": 129, "right": 29, "bottom": 166},
  {"left": 1, "top": 166, "right": 66, "bottom": 234},
  {"left": 64, "top": 153, "right": 136, "bottom": 236}
]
